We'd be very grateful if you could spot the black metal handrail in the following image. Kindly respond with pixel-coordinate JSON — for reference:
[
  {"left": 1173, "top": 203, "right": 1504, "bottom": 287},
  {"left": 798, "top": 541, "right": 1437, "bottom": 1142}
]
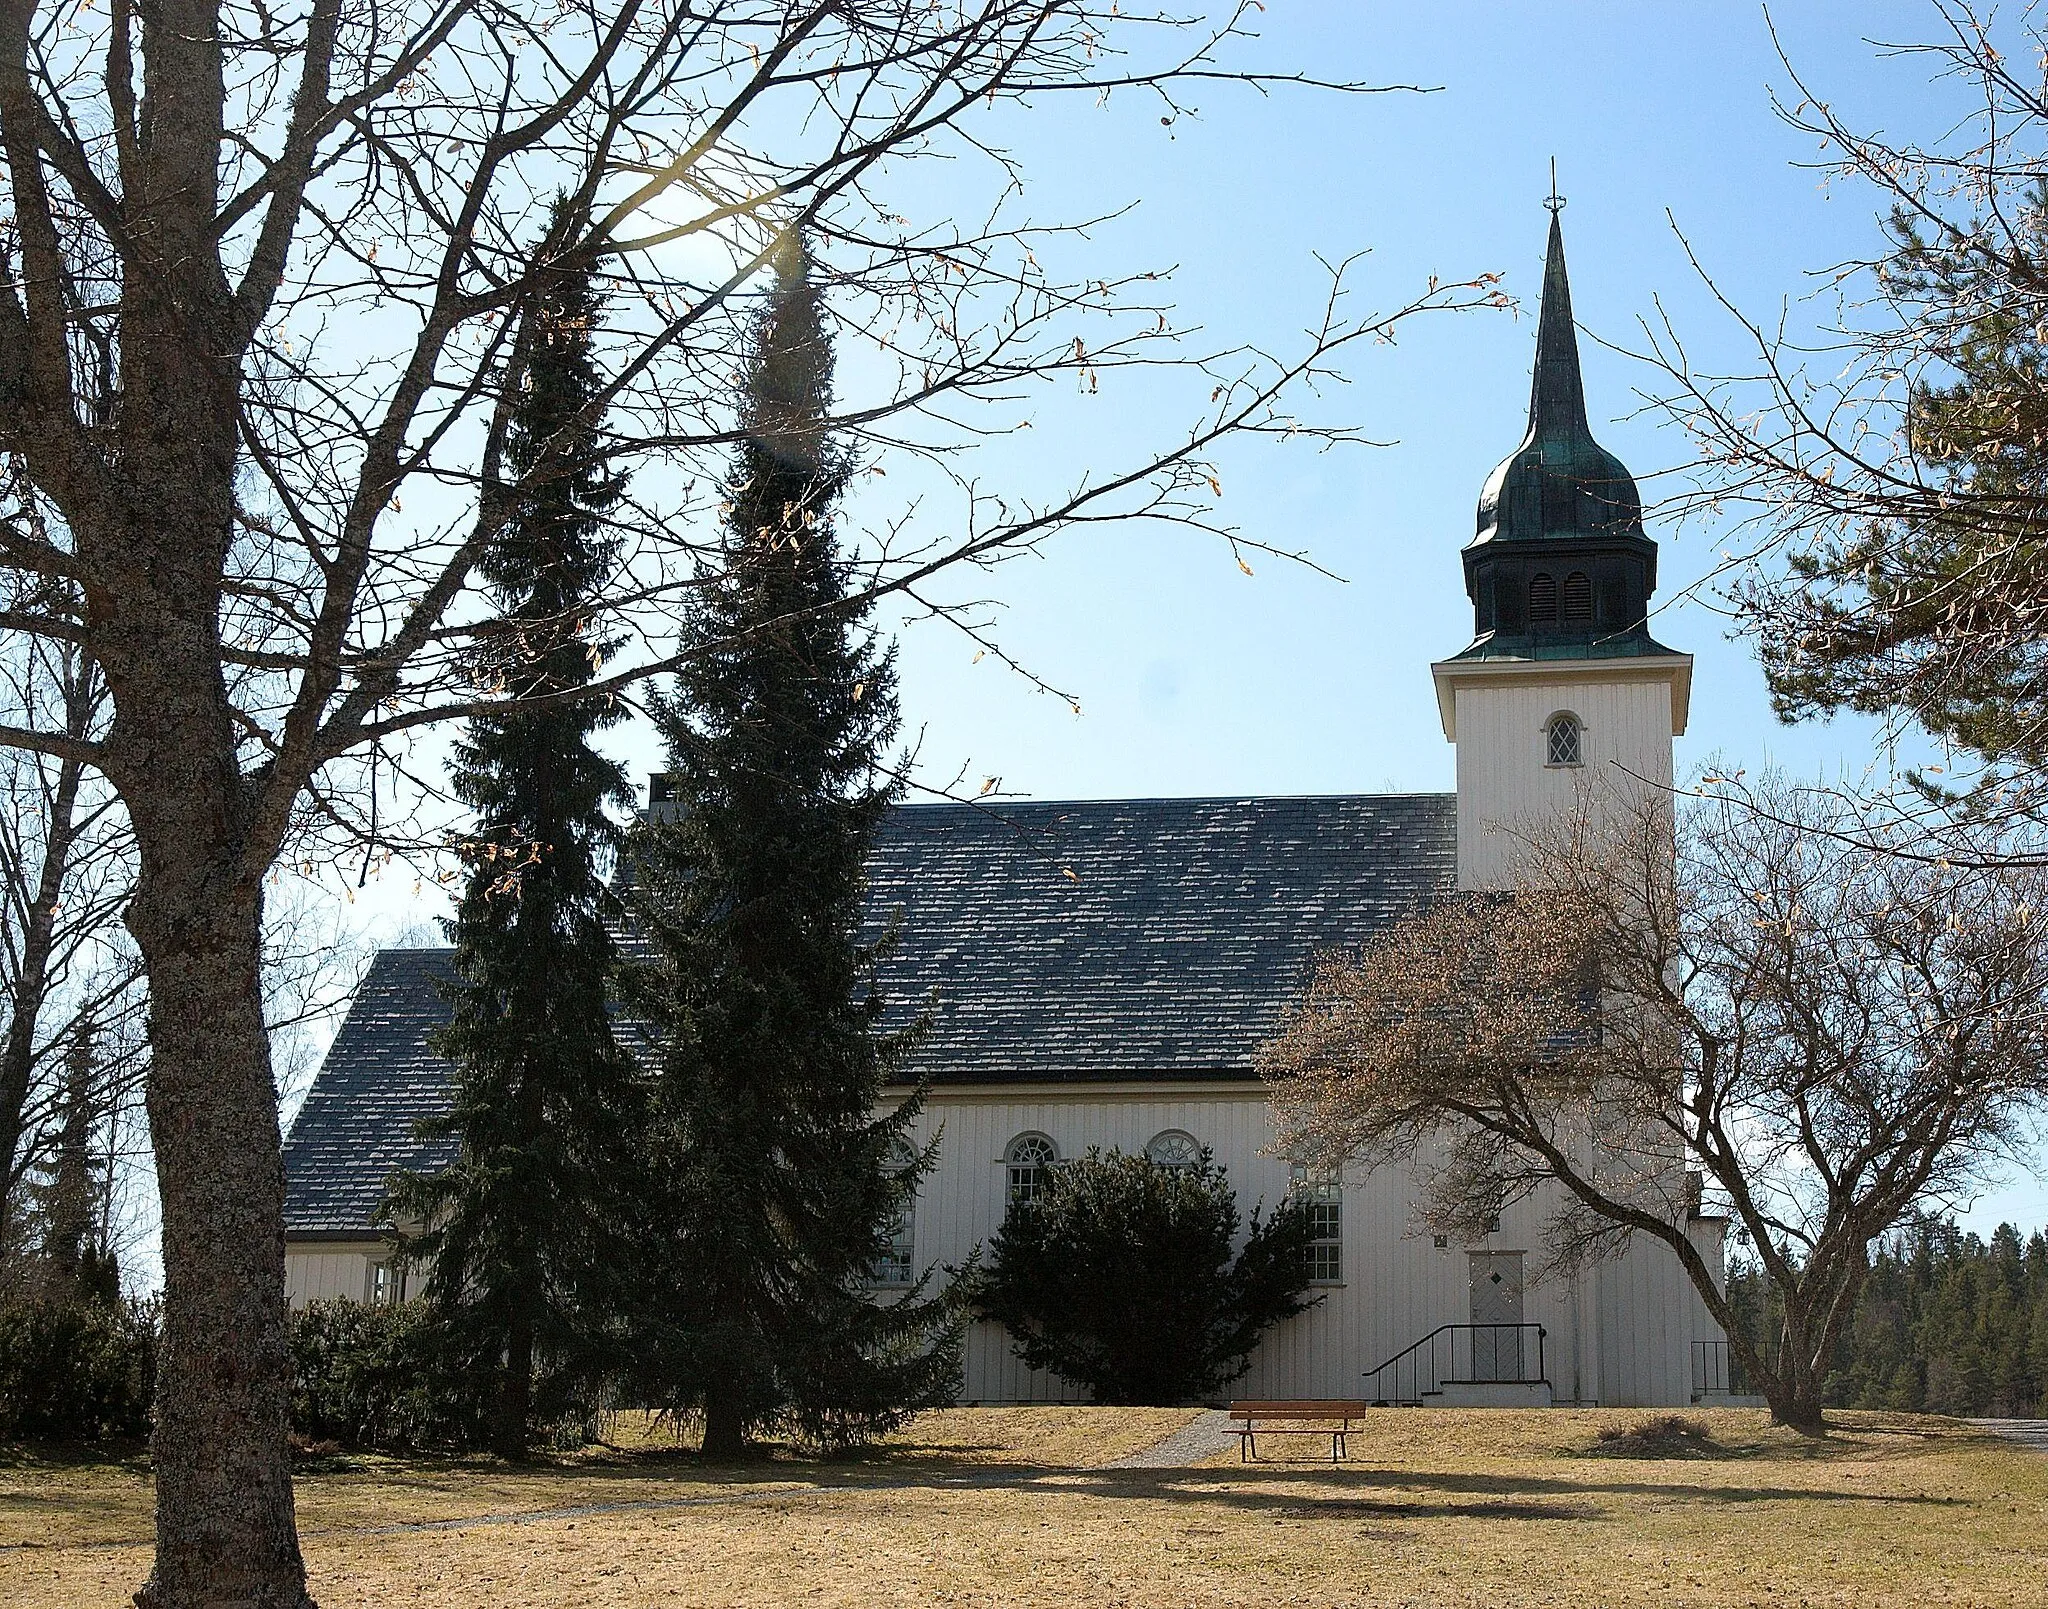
[
  {"left": 1360, "top": 1322, "right": 1548, "bottom": 1406},
  {"left": 1690, "top": 1338, "right": 1751, "bottom": 1398}
]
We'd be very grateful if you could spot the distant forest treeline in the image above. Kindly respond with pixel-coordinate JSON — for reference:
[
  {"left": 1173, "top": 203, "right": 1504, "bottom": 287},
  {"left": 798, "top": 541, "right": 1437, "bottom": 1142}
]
[{"left": 1725, "top": 1218, "right": 2048, "bottom": 1418}]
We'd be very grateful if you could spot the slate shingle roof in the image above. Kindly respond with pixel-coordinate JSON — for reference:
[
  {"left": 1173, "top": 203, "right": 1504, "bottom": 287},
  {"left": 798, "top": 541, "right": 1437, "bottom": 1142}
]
[
  {"left": 867, "top": 793, "right": 1455, "bottom": 1076},
  {"left": 282, "top": 948, "right": 460, "bottom": 1237},
  {"left": 284, "top": 792, "right": 1455, "bottom": 1235}
]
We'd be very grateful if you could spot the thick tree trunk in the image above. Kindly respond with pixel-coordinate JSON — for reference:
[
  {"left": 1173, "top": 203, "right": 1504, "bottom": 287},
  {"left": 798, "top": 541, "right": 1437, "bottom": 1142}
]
[
  {"left": 702, "top": 1393, "right": 747, "bottom": 1460},
  {"left": 127, "top": 870, "right": 310, "bottom": 1609},
  {"left": 1761, "top": 1318, "right": 1828, "bottom": 1436},
  {"left": 1764, "top": 1380, "right": 1828, "bottom": 1435}
]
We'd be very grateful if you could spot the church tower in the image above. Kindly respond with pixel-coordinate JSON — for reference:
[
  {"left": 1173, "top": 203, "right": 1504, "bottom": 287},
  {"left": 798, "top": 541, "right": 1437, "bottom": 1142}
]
[{"left": 1431, "top": 206, "right": 1692, "bottom": 891}]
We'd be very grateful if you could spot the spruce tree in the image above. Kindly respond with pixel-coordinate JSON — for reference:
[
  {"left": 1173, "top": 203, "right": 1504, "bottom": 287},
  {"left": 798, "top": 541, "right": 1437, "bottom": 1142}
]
[
  {"left": 388, "top": 227, "right": 639, "bottom": 1457},
  {"left": 622, "top": 236, "right": 959, "bottom": 1457},
  {"left": 35, "top": 1024, "right": 119, "bottom": 1305}
]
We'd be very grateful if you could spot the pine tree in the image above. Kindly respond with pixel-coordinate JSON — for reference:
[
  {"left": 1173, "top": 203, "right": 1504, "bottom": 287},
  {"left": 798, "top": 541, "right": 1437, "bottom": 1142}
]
[
  {"left": 387, "top": 224, "right": 639, "bottom": 1457},
  {"left": 1792, "top": 1214, "right": 2048, "bottom": 1417},
  {"left": 622, "top": 236, "right": 959, "bottom": 1457}
]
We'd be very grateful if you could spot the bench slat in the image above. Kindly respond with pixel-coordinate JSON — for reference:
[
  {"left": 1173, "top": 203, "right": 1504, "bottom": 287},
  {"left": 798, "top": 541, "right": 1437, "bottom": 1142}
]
[{"left": 1228, "top": 1399, "right": 1369, "bottom": 1420}]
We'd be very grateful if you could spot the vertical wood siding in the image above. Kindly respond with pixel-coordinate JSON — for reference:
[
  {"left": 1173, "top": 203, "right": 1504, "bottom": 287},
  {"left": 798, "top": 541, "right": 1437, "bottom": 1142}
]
[
  {"left": 1453, "top": 673, "right": 1676, "bottom": 891},
  {"left": 906, "top": 1086, "right": 1713, "bottom": 1405},
  {"left": 284, "top": 1244, "right": 383, "bottom": 1307},
  {"left": 283, "top": 1092, "right": 1722, "bottom": 1407}
]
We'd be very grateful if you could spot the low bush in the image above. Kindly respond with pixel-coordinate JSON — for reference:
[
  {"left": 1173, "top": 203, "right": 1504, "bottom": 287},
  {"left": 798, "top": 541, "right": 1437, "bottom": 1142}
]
[
  {"left": 0, "top": 1295, "right": 157, "bottom": 1441},
  {"left": 970, "top": 1148, "right": 1320, "bottom": 1404},
  {"left": 1588, "top": 1413, "right": 1721, "bottom": 1459},
  {"left": 289, "top": 1299, "right": 489, "bottom": 1451}
]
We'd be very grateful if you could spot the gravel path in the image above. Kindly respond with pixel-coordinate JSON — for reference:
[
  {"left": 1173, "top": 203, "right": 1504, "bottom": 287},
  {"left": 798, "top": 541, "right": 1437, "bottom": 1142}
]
[
  {"left": 1970, "top": 1418, "right": 2048, "bottom": 1454},
  {"left": 1106, "top": 1408, "right": 1235, "bottom": 1468}
]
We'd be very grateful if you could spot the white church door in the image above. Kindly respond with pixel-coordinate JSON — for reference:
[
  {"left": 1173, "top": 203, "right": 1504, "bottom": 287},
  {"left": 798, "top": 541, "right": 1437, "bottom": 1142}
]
[{"left": 1468, "top": 1252, "right": 1526, "bottom": 1380}]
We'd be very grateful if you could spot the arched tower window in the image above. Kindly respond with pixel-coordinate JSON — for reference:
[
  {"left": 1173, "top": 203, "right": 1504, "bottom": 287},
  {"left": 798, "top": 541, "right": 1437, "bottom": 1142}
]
[
  {"left": 1546, "top": 712, "right": 1583, "bottom": 767},
  {"left": 872, "top": 1140, "right": 918, "bottom": 1286},
  {"left": 1006, "top": 1133, "right": 1058, "bottom": 1204},
  {"left": 1528, "top": 572, "right": 1558, "bottom": 623},
  {"left": 1145, "top": 1130, "right": 1202, "bottom": 1169},
  {"left": 1562, "top": 570, "right": 1593, "bottom": 624}
]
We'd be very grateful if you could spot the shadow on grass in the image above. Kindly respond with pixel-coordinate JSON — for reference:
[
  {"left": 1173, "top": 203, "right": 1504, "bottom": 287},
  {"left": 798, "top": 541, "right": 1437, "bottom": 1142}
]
[
  {"left": 6, "top": 1419, "right": 1992, "bottom": 1556},
  {"left": 278, "top": 1450, "right": 1969, "bottom": 1544},
  {"left": 1076, "top": 1463, "right": 1961, "bottom": 1510},
  {"left": 0, "top": 1438, "right": 150, "bottom": 1472}
]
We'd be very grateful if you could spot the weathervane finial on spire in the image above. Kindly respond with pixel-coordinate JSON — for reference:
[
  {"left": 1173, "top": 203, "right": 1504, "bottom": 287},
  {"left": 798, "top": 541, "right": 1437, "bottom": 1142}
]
[{"left": 1544, "top": 157, "right": 1566, "bottom": 216}]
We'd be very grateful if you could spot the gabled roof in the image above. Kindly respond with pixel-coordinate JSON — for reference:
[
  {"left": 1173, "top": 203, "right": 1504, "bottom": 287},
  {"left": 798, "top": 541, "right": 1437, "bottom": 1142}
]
[
  {"left": 864, "top": 793, "right": 1455, "bottom": 1076},
  {"left": 282, "top": 947, "right": 461, "bottom": 1237},
  {"left": 284, "top": 791, "right": 1455, "bottom": 1235}
]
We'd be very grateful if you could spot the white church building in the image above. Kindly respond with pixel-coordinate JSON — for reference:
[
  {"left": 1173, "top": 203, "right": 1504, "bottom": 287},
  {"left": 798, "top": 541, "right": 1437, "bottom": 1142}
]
[{"left": 282, "top": 213, "right": 1730, "bottom": 1408}]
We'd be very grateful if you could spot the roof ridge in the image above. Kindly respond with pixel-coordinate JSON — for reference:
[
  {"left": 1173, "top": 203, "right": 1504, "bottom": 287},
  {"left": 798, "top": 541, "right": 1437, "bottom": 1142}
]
[{"left": 890, "top": 790, "right": 1455, "bottom": 810}]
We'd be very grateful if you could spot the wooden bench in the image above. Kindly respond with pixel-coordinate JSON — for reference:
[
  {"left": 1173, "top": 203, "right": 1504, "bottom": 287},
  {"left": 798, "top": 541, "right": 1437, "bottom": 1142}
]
[{"left": 1228, "top": 1399, "right": 1372, "bottom": 1463}]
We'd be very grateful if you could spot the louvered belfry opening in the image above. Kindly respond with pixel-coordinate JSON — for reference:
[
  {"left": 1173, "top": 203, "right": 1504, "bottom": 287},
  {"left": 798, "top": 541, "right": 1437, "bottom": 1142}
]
[
  {"left": 1529, "top": 572, "right": 1558, "bottom": 623},
  {"left": 1562, "top": 570, "right": 1592, "bottom": 624}
]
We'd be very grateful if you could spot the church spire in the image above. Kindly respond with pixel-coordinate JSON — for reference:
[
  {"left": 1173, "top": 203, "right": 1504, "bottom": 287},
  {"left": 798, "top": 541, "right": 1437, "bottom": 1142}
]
[
  {"left": 1432, "top": 186, "right": 1694, "bottom": 895},
  {"left": 1470, "top": 197, "right": 1646, "bottom": 553},
  {"left": 1452, "top": 196, "right": 1671, "bottom": 663},
  {"left": 1526, "top": 212, "right": 1592, "bottom": 442}
]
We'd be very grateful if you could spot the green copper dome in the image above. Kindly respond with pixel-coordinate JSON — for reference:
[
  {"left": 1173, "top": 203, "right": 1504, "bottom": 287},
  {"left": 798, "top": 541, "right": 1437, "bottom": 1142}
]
[
  {"left": 1452, "top": 210, "right": 1670, "bottom": 663},
  {"left": 1473, "top": 213, "right": 1646, "bottom": 547}
]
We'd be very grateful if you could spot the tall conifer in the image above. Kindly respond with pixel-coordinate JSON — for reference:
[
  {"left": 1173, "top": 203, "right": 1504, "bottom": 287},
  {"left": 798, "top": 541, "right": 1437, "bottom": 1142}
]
[
  {"left": 623, "top": 236, "right": 958, "bottom": 1457},
  {"left": 389, "top": 225, "right": 638, "bottom": 1456}
]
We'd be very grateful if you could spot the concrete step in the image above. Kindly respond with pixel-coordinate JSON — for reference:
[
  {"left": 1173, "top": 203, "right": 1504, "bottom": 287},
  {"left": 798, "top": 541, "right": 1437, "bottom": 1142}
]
[{"left": 1429, "top": 1380, "right": 1554, "bottom": 1408}]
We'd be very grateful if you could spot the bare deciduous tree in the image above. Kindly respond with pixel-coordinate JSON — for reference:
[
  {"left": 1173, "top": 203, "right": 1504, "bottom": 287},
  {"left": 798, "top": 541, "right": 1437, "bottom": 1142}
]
[
  {"left": 0, "top": 1, "right": 1502, "bottom": 1600},
  {"left": 1262, "top": 780, "right": 2048, "bottom": 1431},
  {"left": 0, "top": 633, "right": 141, "bottom": 1274},
  {"left": 1644, "top": 3, "right": 2048, "bottom": 830}
]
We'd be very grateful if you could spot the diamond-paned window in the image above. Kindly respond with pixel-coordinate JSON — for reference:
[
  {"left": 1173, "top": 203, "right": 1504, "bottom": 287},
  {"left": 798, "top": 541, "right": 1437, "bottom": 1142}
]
[{"left": 1546, "top": 713, "right": 1582, "bottom": 767}]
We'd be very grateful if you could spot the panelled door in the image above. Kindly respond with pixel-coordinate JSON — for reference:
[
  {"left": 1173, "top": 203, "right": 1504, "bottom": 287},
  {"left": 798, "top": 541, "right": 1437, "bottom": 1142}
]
[{"left": 1468, "top": 1252, "right": 1526, "bottom": 1380}]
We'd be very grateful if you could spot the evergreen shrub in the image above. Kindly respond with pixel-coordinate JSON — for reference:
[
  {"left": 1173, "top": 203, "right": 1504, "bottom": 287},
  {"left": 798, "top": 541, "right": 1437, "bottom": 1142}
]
[
  {"left": 971, "top": 1149, "right": 1320, "bottom": 1404},
  {"left": 0, "top": 1295, "right": 157, "bottom": 1440},
  {"left": 288, "top": 1299, "right": 490, "bottom": 1451}
]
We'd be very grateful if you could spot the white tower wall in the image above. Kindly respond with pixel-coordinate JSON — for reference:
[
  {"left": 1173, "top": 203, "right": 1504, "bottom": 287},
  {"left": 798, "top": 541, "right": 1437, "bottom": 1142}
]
[{"left": 1432, "top": 656, "right": 1691, "bottom": 892}]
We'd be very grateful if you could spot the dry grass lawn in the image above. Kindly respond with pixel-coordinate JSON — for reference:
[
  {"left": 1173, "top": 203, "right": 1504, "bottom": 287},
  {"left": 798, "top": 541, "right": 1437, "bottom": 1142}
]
[{"left": 5, "top": 1408, "right": 2045, "bottom": 1607}]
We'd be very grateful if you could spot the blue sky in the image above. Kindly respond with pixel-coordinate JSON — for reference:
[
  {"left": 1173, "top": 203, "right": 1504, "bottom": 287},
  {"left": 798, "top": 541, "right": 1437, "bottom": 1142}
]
[{"left": 346, "top": 3, "right": 2047, "bottom": 1233}]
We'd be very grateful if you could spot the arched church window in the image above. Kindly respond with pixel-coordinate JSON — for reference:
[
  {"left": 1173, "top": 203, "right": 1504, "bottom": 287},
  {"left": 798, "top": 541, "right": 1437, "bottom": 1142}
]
[
  {"left": 1546, "top": 712, "right": 1583, "bottom": 768},
  {"left": 872, "top": 1140, "right": 918, "bottom": 1286},
  {"left": 1145, "top": 1129, "right": 1202, "bottom": 1169},
  {"left": 1006, "top": 1133, "right": 1058, "bottom": 1204},
  {"left": 1528, "top": 572, "right": 1558, "bottom": 623},
  {"left": 1562, "top": 570, "right": 1593, "bottom": 624}
]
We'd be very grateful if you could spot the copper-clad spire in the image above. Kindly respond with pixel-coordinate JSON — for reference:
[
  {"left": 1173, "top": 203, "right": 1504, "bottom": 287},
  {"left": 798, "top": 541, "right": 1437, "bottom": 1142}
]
[
  {"left": 1452, "top": 196, "right": 1671, "bottom": 663},
  {"left": 1526, "top": 212, "right": 1592, "bottom": 442},
  {"left": 1473, "top": 205, "right": 1643, "bottom": 549}
]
